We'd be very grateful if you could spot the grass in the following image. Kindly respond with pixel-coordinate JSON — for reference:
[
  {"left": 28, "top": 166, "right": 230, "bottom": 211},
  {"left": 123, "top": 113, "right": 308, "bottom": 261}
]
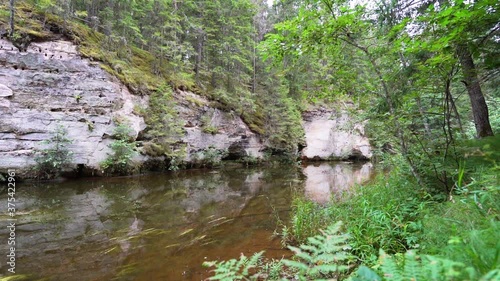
[{"left": 285, "top": 149, "right": 499, "bottom": 271}]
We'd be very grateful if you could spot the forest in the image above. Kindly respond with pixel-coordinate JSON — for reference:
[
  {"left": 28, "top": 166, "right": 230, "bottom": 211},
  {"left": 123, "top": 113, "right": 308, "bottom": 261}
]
[{"left": 1, "top": 0, "right": 499, "bottom": 280}]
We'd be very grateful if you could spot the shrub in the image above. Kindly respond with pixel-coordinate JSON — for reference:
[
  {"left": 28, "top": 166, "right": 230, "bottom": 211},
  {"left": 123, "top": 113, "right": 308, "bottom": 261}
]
[
  {"left": 143, "top": 84, "right": 185, "bottom": 158},
  {"left": 35, "top": 125, "right": 73, "bottom": 179},
  {"left": 191, "top": 146, "right": 228, "bottom": 168},
  {"left": 101, "top": 124, "right": 137, "bottom": 175}
]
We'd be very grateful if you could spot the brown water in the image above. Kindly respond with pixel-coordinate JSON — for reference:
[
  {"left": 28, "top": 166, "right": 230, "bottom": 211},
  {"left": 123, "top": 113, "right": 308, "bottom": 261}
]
[{"left": 0, "top": 162, "right": 373, "bottom": 281}]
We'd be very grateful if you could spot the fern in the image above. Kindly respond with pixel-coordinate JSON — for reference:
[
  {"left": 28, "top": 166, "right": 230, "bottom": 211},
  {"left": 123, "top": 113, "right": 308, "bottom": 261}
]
[
  {"left": 350, "top": 249, "right": 500, "bottom": 281},
  {"left": 203, "top": 251, "right": 264, "bottom": 281},
  {"left": 283, "top": 221, "right": 352, "bottom": 280}
]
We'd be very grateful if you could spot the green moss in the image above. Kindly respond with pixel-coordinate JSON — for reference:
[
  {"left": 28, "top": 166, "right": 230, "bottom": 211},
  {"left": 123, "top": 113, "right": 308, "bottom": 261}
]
[
  {"left": 202, "top": 126, "right": 219, "bottom": 135},
  {"left": 185, "top": 95, "right": 205, "bottom": 107}
]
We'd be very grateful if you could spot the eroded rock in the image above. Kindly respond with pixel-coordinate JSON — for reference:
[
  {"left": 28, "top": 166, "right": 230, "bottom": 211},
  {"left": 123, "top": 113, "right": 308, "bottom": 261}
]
[
  {"left": 0, "top": 38, "right": 146, "bottom": 175},
  {"left": 301, "top": 107, "right": 372, "bottom": 160}
]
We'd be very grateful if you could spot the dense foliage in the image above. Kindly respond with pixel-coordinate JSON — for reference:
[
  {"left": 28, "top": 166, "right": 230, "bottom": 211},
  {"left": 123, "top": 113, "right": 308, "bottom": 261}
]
[{"left": 261, "top": 0, "right": 498, "bottom": 190}]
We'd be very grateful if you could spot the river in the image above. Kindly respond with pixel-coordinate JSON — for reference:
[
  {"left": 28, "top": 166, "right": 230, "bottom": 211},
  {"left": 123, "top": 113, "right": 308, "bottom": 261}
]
[{"left": 0, "top": 162, "right": 373, "bottom": 280}]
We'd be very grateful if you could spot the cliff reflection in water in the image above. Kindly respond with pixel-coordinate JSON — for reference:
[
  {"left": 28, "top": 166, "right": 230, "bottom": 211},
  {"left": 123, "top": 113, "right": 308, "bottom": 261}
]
[
  {"left": 0, "top": 163, "right": 373, "bottom": 280},
  {"left": 303, "top": 162, "right": 373, "bottom": 204}
]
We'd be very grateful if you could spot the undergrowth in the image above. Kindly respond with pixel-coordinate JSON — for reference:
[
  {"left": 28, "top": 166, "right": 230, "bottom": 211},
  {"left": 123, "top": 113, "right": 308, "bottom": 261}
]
[{"left": 205, "top": 142, "right": 499, "bottom": 280}]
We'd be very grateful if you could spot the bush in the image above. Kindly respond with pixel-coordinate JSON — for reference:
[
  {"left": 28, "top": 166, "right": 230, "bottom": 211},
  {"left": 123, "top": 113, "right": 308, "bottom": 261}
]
[
  {"left": 35, "top": 125, "right": 73, "bottom": 179},
  {"left": 191, "top": 146, "right": 228, "bottom": 168},
  {"left": 143, "top": 84, "right": 185, "bottom": 158},
  {"left": 101, "top": 124, "right": 137, "bottom": 175}
]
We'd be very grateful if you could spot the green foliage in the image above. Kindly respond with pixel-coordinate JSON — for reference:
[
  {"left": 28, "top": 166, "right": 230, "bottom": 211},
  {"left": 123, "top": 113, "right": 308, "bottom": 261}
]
[
  {"left": 350, "top": 249, "right": 500, "bottom": 281},
  {"left": 203, "top": 251, "right": 264, "bottom": 281},
  {"left": 34, "top": 124, "right": 73, "bottom": 179},
  {"left": 288, "top": 167, "right": 424, "bottom": 265},
  {"left": 289, "top": 198, "right": 330, "bottom": 242},
  {"left": 442, "top": 221, "right": 500, "bottom": 276},
  {"left": 283, "top": 222, "right": 352, "bottom": 280},
  {"left": 205, "top": 219, "right": 500, "bottom": 281},
  {"left": 101, "top": 124, "right": 137, "bottom": 175},
  {"left": 143, "top": 84, "right": 185, "bottom": 161},
  {"left": 191, "top": 146, "right": 228, "bottom": 168},
  {"left": 238, "top": 155, "right": 261, "bottom": 166},
  {"left": 264, "top": 96, "right": 305, "bottom": 153},
  {"left": 200, "top": 110, "right": 220, "bottom": 135},
  {"left": 204, "top": 223, "right": 353, "bottom": 281}
]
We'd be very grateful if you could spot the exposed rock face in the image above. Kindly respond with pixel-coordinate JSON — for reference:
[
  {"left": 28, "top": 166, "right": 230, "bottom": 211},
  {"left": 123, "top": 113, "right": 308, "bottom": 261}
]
[
  {"left": 0, "top": 39, "right": 147, "bottom": 176},
  {"left": 0, "top": 38, "right": 371, "bottom": 177},
  {"left": 301, "top": 108, "right": 372, "bottom": 160},
  {"left": 0, "top": 39, "right": 264, "bottom": 176},
  {"left": 175, "top": 91, "right": 264, "bottom": 160}
]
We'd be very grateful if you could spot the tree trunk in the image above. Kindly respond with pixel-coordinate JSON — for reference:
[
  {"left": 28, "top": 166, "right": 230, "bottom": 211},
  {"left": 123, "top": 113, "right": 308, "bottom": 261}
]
[
  {"left": 9, "top": 0, "right": 15, "bottom": 37},
  {"left": 457, "top": 45, "right": 494, "bottom": 138}
]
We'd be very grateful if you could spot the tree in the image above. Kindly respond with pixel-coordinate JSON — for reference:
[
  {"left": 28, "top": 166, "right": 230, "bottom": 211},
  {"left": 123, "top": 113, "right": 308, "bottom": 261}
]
[
  {"left": 413, "top": 0, "right": 497, "bottom": 138},
  {"left": 35, "top": 125, "right": 74, "bottom": 179},
  {"left": 457, "top": 44, "right": 494, "bottom": 137},
  {"left": 9, "top": 0, "right": 14, "bottom": 37}
]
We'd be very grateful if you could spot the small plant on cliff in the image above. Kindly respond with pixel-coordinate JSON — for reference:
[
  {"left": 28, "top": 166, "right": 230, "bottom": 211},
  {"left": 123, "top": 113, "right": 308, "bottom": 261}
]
[
  {"left": 35, "top": 124, "right": 73, "bottom": 179},
  {"left": 101, "top": 123, "right": 137, "bottom": 175},
  {"left": 192, "top": 146, "right": 228, "bottom": 168},
  {"left": 201, "top": 110, "right": 220, "bottom": 135},
  {"left": 143, "top": 84, "right": 185, "bottom": 159}
]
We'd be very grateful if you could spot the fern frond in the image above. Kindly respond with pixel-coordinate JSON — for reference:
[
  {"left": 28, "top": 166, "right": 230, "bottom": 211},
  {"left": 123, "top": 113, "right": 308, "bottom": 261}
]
[
  {"left": 379, "top": 250, "right": 403, "bottom": 281},
  {"left": 203, "top": 251, "right": 264, "bottom": 281},
  {"left": 283, "top": 221, "right": 352, "bottom": 279},
  {"left": 402, "top": 251, "right": 421, "bottom": 280}
]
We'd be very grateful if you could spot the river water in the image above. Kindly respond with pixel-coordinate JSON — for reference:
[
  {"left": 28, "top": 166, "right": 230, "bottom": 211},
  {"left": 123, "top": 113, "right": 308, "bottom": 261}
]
[{"left": 0, "top": 162, "right": 373, "bottom": 280}]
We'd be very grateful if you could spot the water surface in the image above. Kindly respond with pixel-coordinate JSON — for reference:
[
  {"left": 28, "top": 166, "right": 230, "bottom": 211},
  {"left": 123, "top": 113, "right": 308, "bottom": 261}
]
[{"left": 0, "top": 162, "right": 372, "bottom": 280}]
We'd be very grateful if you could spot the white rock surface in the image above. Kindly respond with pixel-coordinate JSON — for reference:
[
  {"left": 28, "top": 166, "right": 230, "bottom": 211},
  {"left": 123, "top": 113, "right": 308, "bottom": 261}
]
[
  {"left": 301, "top": 108, "right": 372, "bottom": 160},
  {"left": 0, "top": 39, "right": 265, "bottom": 176},
  {"left": 0, "top": 39, "right": 147, "bottom": 174}
]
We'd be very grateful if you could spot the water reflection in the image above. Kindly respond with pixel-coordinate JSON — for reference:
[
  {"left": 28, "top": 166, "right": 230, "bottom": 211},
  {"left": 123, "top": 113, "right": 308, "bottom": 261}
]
[
  {"left": 0, "top": 163, "right": 373, "bottom": 280},
  {"left": 303, "top": 162, "right": 373, "bottom": 204}
]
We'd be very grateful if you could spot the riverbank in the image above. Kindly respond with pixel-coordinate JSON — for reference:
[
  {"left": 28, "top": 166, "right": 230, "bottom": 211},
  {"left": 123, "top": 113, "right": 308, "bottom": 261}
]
[{"left": 203, "top": 138, "right": 500, "bottom": 280}]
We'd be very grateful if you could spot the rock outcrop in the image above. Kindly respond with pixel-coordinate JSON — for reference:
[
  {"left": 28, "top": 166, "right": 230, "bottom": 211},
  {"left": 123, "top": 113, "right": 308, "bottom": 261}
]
[
  {"left": 0, "top": 39, "right": 147, "bottom": 176},
  {"left": 175, "top": 91, "right": 264, "bottom": 160},
  {"left": 0, "top": 39, "right": 265, "bottom": 176},
  {"left": 0, "top": 38, "right": 371, "bottom": 177},
  {"left": 301, "top": 107, "right": 372, "bottom": 160}
]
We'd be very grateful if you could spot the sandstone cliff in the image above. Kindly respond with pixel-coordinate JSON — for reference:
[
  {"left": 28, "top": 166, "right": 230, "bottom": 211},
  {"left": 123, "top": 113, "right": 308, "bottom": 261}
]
[{"left": 0, "top": 38, "right": 371, "bottom": 178}]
